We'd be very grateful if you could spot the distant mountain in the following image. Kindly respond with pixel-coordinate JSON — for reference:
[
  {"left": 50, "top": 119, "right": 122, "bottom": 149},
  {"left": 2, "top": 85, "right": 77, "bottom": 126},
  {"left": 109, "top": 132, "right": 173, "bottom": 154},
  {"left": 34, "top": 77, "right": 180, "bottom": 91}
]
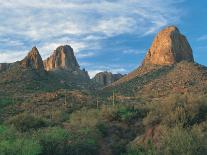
[
  {"left": 93, "top": 71, "right": 124, "bottom": 86},
  {"left": 0, "top": 45, "right": 93, "bottom": 98},
  {"left": 104, "top": 26, "right": 207, "bottom": 97}
]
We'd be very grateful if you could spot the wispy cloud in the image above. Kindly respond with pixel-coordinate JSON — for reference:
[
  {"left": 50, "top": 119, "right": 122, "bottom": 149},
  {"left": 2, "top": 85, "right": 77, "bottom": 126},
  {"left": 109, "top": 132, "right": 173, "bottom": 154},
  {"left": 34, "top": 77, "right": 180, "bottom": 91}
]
[
  {"left": 122, "top": 49, "right": 146, "bottom": 55},
  {"left": 0, "top": 0, "right": 185, "bottom": 73},
  {"left": 0, "top": 51, "right": 27, "bottom": 63},
  {"left": 197, "top": 35, "right": 207, "bottom": 41},
  {"left": 88, "top": 68, "right": 127, "bottom": 78}
]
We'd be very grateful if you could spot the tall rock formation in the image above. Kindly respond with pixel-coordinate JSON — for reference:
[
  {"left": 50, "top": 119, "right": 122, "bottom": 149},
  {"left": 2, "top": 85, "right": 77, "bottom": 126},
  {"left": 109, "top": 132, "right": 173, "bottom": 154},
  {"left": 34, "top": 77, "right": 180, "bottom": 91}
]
[
  {"left": 44, "top": 45, "right": 89, "bottom": 79},
  {"left": 44, "top": 45, "right": 79, "bottom": 71},
  {"left": 20, "top": 47, "right": 45, "bottom": 71},
  {"left": 93, "top": 71, "right": 124, "bottom": 86},
  {"left": 143, "top": 26, "right": 194, "bottom": 65}
]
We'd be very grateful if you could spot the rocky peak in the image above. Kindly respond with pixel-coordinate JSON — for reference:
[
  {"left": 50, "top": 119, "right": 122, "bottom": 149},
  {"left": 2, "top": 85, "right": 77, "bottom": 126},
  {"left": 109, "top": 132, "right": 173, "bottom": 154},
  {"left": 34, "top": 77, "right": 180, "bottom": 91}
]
[
  {"left": 93, "top": 71, "right": 124, "bottom": 86},
  {"left": 44, "top": 45, "right": 79, "bottom": 71},
  {"left": 20, "top": 47, "right": 44, "bottom": 70},
  {"left": 143, "top": 26, "right": 194, "bottom": 66}
]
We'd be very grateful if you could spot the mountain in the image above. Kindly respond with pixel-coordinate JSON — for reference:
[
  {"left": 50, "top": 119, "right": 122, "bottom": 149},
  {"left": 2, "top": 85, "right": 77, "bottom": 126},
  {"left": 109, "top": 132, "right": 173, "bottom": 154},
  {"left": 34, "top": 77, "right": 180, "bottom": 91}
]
[
  {"left": 0, "top": 45, "right": 92, "bottom": 98},
  {"left": 93, "top": 71, "right": 124, "bottom": 86},
  {"left": 44, "top": 45, "right": 79, "bottom": 71},
  {"left": 104, "top": 26, "right": 207, "bottom": 98},
  {"left": 44, "top": 45, "right": 90, "bottom": 79},
  {"left": 143, "top": 26, "right": 194, "bottom": 65},
  {"left": 20, "top": 46, "right": 45, "bottom": 71}
]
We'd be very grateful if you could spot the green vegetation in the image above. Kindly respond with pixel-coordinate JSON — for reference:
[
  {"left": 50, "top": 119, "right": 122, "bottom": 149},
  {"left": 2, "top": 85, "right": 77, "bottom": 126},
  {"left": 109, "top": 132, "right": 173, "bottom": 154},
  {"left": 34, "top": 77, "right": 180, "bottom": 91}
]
[
  {"left": 0, "top": 98, "right": 15, "bottom": 108},
  {"left": 0, "top": 93, "right": 207, "bottom": 155},
  {"left": 0, "top": 125, "right": 42, "bottom": 155}
]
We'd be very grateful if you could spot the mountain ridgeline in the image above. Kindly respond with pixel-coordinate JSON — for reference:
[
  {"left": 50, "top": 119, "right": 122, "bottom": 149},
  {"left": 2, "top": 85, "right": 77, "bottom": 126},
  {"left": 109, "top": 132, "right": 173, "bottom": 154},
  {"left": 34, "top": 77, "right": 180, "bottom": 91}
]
[
  {"left": 0, "top": 26, "right": 206, "bottom": 97},
  {"left": 104, "top": 26, "right": 207, "bottom": 97},
  {"left": 0, "top": 26, "right": 207, "bottom": 155}
]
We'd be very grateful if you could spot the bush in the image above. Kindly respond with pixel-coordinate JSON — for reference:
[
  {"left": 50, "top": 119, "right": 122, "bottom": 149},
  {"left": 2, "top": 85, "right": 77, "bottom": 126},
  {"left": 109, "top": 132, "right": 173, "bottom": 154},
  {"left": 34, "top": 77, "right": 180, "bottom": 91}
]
[
  {"left": 100, "top": 105, "right": 147, "bottom": 122},
  {"left": 0, "top": 98, "right": 14, "bottom": 108},
  {"left": 36, "top": 127, "right": 100, "bottom": 155},
  {"left": 0, "top": 138, "right": 42, "bottom": 155},
  {"left": 69, "top": 108, "right": 100, "bottom": 128},
  {"left": 126, "top": 139, "right": 158, "bottom": 155},
  {"left": 0, "top": 125, "right": 41, "bottom": 155},
  {"left": 36, "top": 127, "right": 69, "bottom": 155},
  {"left": 7, "top": 113, "right": 48, "bottom": 132},
  {"left": 143, "top": 94, "right": 207, "bottom": 127},
  {"left": 159, "top": 125, "right": 206, "bottom": 155},
  {"left": 65, "top": 128, "right": 100, "bottom": 155}
]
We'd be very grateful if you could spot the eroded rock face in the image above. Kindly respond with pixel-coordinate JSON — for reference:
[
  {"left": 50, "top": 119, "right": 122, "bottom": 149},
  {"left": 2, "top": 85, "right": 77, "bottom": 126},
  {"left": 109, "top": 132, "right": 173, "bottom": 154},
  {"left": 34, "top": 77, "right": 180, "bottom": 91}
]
[
  {"left": 143, "top": 26, "right": 194, "bottom": 65},
  {"left": 20, "top": 47, "right": 44, "bottom": 71},
  {"left": 0, "top": 63, "right": 10, "bottom": 72},
  {"left": 93, "top": 71, "right": 124, "bottom": 86},
  {"left": 44, "top": 45, "right": 79, "bottom": 71}
]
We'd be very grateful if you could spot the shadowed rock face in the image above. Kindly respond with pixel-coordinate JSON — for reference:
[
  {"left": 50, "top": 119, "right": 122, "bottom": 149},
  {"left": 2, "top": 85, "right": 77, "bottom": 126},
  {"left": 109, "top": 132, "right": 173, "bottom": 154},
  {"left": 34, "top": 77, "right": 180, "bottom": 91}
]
[
  {"left": 143, "top": 26, "right": 194, "bottom": 65},
  {"left": 93, "top": 71, "right": 124, "bottom": 86},
  {"left": 20, "top": 47, "right": 45, "bottom": 71},
  {"left": 44, "top": 45, "right": 79, "bottom": 71}
]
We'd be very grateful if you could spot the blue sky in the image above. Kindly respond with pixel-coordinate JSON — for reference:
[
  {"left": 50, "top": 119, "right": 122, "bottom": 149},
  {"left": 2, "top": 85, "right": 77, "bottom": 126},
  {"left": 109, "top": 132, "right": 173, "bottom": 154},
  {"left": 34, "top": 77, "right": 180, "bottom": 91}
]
[{"left": 0, "top": 0, "right": 206, "bottom": 77}]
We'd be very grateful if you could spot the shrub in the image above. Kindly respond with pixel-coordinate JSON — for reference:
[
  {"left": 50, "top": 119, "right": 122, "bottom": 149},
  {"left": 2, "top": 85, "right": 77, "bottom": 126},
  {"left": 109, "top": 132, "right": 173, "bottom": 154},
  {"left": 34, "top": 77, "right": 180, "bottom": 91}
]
[
  {"left": 0, "top": 125, "right": 41, "bottom": 155},
  {"left": 100, "top": 105, "right": 147, "bottom": 122},
  {"left": 36, "top": 126, "right": 101, "bottom": 155},
  {"left": 159, "top": 125, "right": 206, "bottom": 155},
  {"left": 126, "top": 139, "right": 158, "bottom": 155},
  {"left": 36, "top": 127, "right": 69, "bottom": 155},
  {"left": 7, "top": 113, "right": 48, "bottom": 132},
  {"left": 69, "top": 108, "right": 100, "bottom": 128},
  {"left": 65, "top": 128, "right": 100, "bottom": 155},
  {"left": 143, "top": 94, "right": 207, "bottom": 128},
  {"left": 0, "top": 138, "right": 42, "bottom": 155},
  {"left": 0, "top": 98, "right": 14, "bottom": 108}
]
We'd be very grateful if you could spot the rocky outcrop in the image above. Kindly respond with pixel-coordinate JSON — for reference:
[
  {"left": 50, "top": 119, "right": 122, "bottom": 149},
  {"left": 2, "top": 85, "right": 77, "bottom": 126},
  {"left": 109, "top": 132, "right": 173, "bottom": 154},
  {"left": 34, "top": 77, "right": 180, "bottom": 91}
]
[
  {"left": 44, "top": 45, "right": 89, "bottom": 79},
  {"left": 20, "top": 47, "right": 45, "bottom": 71},
  {"left": 143, "top": 26, "right": 194, "bottom": 65},
  {"left": 44, "top": 45, "right": 79, "bottom": 71},
  {"left": 93, "top": 71, "right": 124, "bottom": 86},
  {"left": 0, "top": 63, "right": 10, "bottom": 72}
]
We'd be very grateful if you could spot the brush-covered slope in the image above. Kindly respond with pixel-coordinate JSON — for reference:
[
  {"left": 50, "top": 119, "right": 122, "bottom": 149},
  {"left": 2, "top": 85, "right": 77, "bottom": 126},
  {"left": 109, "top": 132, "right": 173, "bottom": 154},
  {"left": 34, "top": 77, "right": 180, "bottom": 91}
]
[{"left": 104, "top": 62, "right": 207, "bottom": 97}]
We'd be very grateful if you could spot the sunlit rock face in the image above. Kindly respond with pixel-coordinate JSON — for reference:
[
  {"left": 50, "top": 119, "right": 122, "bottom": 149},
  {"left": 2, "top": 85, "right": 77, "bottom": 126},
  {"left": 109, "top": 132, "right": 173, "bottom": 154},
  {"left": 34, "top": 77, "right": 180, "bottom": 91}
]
[
  {"left": 143, "top": 26, "right": 194, "bottom": 66},
  {"left": 44, "top": 45, "right": 90, "bottom": 79},
  {"left": 44, "top": 45, "right": 79, "bottom": 71},
  {"left": 20, "top": 47, "right": 45, "bottom": 71}
]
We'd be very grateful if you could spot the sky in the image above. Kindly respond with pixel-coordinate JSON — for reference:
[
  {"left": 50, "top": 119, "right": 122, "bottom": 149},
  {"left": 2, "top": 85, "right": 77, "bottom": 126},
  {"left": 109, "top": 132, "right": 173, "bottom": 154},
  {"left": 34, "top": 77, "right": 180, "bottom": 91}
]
[{"left": 0, "top": 0, "right": 206, "bottom": 77}]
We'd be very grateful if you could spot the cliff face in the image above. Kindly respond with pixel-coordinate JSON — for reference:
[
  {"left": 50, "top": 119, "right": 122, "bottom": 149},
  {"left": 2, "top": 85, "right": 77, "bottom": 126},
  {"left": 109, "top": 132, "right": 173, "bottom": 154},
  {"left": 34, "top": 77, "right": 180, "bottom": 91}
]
[
  {"left": 44, "top": 45, "right": 79, "bottom": 71},
  {"left": 93, "top": 71, "right": 124, "bottom": 86},
  {"left": 143, "top": 26, "right": 194, "bottom": 65},
  {"left": 20, "top": 47, "right": 45, "bottom": 71}
]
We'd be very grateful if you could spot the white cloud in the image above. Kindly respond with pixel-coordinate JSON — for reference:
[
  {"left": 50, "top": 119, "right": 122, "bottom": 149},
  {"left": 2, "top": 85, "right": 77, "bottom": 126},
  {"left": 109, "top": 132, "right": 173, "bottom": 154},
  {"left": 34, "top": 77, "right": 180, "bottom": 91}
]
[
  {"left": 197, "top": 35, "right": 207, "bottom": 41},
  {"left": 0, "top": 51, "right": 27, "bottom": 63},
  {"left": 0, "top": 0, "right": 185, "bottom": 64},
  {"left": 88, "top": 70, "right": 103, "bottom": 78},
  {"left": 88, "top": 68, "right": 127, "bottom": 78},
  {"left": 77, "top": 52, "right": 95, "bottom": 58},
  {"left": 122, "top": 49, "right": 146, "bottom": 55}
]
